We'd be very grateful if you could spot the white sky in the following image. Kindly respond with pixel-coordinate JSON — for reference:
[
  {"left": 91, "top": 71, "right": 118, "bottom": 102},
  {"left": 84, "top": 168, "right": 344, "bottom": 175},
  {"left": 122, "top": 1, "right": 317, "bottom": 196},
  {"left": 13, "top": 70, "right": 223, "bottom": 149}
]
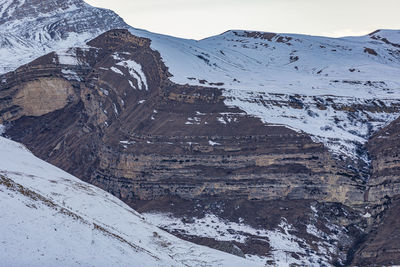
[{"left": 85, "top": 0, "right": 400, "bottom": 40}]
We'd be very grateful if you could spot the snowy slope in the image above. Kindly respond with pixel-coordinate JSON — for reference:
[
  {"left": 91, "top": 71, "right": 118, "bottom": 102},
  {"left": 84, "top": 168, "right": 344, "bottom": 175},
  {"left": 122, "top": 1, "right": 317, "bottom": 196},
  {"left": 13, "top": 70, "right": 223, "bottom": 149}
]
[
  {"left": 0, "top": 0, "right": 128, "bottom": 73},
  {"left": 127, "top": 28, "right": 400, "bottom": 160},
  {"left": 0, "top": 134, "right": 257, "bottom": 267},
  {"left": 130, "top": 29, "right": 400, "bottom": 97},
  {"left": 144, "top": 212, "right": 342, "bottom": 267}
]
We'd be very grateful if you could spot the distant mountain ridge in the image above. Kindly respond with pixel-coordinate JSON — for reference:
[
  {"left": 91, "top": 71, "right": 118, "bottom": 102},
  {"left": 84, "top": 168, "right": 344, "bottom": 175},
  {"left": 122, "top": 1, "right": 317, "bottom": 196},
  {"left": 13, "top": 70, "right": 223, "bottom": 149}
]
[{"left": 0, "top": 0, "right": 128, "bottom": 73}]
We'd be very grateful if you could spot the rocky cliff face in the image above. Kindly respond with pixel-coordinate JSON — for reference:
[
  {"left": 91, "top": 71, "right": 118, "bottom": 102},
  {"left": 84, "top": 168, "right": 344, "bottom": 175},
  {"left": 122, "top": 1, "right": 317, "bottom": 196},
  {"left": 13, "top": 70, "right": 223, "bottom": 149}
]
[
  {"left": 128, "top": 27, "right": 400, "bottom": 165},
  {"left": 367, "top": 117, "right": 400, "bottom": 204},
  {"left": 0, "top": 29, "right": 397, "bottom": 265},
  {"left": 1, "top": 0, "right": 400, "bottom": 265},
  {"left": 345, "top": 118, "right": 400, "bottom": 265},
  {"left": 351, "top": 197, "right": 400, "bottom": 266}
]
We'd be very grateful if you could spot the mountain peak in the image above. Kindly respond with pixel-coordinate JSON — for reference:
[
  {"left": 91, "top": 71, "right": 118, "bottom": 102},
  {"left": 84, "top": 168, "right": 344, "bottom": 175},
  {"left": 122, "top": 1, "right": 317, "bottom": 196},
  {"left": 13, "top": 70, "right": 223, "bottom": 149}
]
[
  {"left": 0, "top": 0, "right": 86, "bottom": 24},
  {"left": 0, "top": 0, "right": 128, "bottom": 73}
]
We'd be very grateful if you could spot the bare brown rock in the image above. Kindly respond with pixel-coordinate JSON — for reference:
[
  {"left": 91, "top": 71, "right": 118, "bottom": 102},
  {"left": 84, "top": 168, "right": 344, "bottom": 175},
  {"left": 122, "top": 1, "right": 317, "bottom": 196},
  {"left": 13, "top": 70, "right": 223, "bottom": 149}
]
[
  {"left": 15, "top": 78, "right": 74, "bottom": 116},
  {"left": 0, "top": 76, "right": 76, "bottom": 123},
  {"left": 364, "top": 47, "right": 378, "bottom": 56},
  {"left": 367, "top": 117, "right": 400, "bottom": 204},
  {"left": 351, "top": 197, "right": 400, "bottom": 266}
]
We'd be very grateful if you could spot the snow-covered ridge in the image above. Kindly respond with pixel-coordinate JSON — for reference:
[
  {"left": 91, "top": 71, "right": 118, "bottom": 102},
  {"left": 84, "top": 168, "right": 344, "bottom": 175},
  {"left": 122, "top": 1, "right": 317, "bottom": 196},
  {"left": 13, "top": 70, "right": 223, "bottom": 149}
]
[
  {"left": 129, "top": 28, "right": 400, "bottom": 95},
  {"left": 0, "top": 135, "right": 256, "bottom": 267},
  {"left": 0, "top": 0, "right": 128, "bottom": 73},
  {"left": 128, "top": 27, "right": 400, "bottom": 159}
]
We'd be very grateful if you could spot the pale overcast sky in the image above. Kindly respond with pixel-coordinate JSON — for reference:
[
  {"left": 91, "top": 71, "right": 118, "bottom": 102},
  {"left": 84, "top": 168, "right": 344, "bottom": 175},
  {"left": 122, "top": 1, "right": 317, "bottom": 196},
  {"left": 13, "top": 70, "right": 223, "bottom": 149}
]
[{"left": 86, "top": 0, "right": 400, "bottom": 40}]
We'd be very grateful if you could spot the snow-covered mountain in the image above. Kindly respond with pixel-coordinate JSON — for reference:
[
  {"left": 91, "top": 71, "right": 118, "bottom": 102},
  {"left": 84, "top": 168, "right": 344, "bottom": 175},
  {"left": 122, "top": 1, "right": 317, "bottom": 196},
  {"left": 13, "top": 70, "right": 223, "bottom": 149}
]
[
  {"left": 128, "top": 28, "right": 400, "bottom": 161},
  {"left": 0, "top": 0, "right": 128, "bottom": 73},
  {"left": 0, "top": 133, "right": 255, "bottom": 266}
]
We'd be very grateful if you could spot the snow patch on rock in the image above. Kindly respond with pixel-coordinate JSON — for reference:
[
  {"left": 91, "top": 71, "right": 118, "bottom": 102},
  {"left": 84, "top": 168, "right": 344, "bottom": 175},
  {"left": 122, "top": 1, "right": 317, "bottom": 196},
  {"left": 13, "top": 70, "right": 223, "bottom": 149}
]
[
  {"left": 116, "top": 60, "right": 148, "bottom": 90},
  {"left": 144, "top": 213, "right": 333, "bottom": 266}
]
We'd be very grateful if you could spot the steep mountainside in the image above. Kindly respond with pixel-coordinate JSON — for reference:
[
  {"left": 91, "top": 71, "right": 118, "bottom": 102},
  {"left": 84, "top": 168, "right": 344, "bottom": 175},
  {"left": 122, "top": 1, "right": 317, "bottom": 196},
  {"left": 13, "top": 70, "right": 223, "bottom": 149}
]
[
  {"left": 1, "top": 0, "right": 400, "bottom": 266},
  {"left": 0, "top": 0, "right": 128, "bottom": 73},
  {"left": 0, "top": 134, "right": 254, "bottom": 266},
  {"left": 346, "top": 117, "right": 400, "bottom": 265}
]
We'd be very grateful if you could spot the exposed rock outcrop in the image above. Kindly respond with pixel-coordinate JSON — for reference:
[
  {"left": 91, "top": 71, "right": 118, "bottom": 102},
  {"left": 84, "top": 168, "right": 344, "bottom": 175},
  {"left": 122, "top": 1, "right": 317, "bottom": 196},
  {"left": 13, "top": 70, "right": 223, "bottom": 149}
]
[
  {"left": 1, "top": 78, "right": 75, "bottom": 121},
  {"left": 367, "top": 117, "right": 400, "bottom": 204},
  {"left": 351, "top": 197, "right": 400, "bottom": 266}
]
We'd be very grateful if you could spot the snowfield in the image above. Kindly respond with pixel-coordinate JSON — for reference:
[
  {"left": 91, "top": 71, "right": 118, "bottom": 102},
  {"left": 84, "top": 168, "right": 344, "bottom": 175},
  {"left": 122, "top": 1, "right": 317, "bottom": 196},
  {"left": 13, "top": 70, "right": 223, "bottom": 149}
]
[{"left": 0, "top": 135, "right": 258, "bottom": 267}]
